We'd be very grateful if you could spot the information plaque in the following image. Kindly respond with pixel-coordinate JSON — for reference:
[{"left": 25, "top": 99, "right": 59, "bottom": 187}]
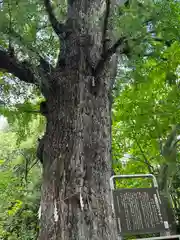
[{"left": 113, "top": 188, "right": 168, "bottom": 236}]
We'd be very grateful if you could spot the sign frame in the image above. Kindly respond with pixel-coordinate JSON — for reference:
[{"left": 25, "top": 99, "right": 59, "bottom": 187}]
[{"left": 110, "top": 174, "right": 171, "bottom": 237}]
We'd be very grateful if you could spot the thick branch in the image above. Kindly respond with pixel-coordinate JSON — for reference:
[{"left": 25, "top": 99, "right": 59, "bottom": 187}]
[
  {"left": 6, "top": 29, "right": 53, "bottom": 73},
  {"left": 93, "top": 2, "right": 157, "bottom": 76},
  {"left": 106, "top": 37, "right": 127, "bottom": 56},
  {"left": 44, "top": 0, "right": 66, "bottom": 37},
  {"left": 93, "top": 37, "right": 126, "bottom": 76},
  {"left": 0, "top": 49, "right": 36, "bottom": 84}
]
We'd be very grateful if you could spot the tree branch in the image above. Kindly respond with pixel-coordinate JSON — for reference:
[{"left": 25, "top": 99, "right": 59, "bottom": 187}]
[
  {"left": 93, "top": 37, "right": 126, "bottom": 76},
  {"left": 151, "top": 37, "right": 174, "bottom": 47},
  {"left": 93, "top": 7, "right": 173, "bottom": 76},
  {"left": 0, "top": 48, "right": 36, "bottom": 84},
  {"left": 44, "top": 0, "right": 66, "bottom": 37},
  {"left": 133, "top": 135, "right": 154, "bottom": 174},
  {"left": 2, "top": 27, "right": 53, "bottom": 73},
  {"left": 131, "top": 156, "right": 154, "bottom": 174},
  {"left": 106, "top": 37, "right": 127, "bottom": 56}
]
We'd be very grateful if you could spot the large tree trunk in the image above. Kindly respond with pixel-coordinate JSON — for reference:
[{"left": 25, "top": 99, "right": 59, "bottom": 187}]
[
  {"left": 38, "top": 1, "right": 118, "bottom": 239},
  {"left": 38, "top": 71, "right": 117, "bottom": 240}
]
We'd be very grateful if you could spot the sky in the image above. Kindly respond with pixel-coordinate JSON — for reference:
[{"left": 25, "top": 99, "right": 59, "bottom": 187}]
[{"left": 0, "top": 115, "right": 8, "bottom": 130}]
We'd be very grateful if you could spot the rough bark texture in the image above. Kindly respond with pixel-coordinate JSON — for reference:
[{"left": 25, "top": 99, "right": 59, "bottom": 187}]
[
  {"left": 37, "top": 1, "right": 118, "bottom": 239},
  {"left": 39, "top": 71, "right": 117, "bottom": 239}
]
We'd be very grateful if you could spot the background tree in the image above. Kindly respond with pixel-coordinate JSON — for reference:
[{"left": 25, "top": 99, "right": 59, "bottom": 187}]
[
  {"left": 112, "top": 2, "right": 180, "bottom": 230},
  {"left": 0, "top": 119, "right": 41, "bottom": 239}
]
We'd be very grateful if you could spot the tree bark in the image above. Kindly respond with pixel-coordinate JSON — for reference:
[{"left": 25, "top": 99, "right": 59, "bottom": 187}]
[
  {"left": 38, "top": 71, "right": 117, "bottom": 240},
  {"left": 38, "top": 1, "right": 118, "bottom": 239}
]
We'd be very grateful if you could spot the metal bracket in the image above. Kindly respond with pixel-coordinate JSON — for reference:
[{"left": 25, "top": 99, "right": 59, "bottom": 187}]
[{"left": 110, "top": 174, "right": 158, "bottom": 190}]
